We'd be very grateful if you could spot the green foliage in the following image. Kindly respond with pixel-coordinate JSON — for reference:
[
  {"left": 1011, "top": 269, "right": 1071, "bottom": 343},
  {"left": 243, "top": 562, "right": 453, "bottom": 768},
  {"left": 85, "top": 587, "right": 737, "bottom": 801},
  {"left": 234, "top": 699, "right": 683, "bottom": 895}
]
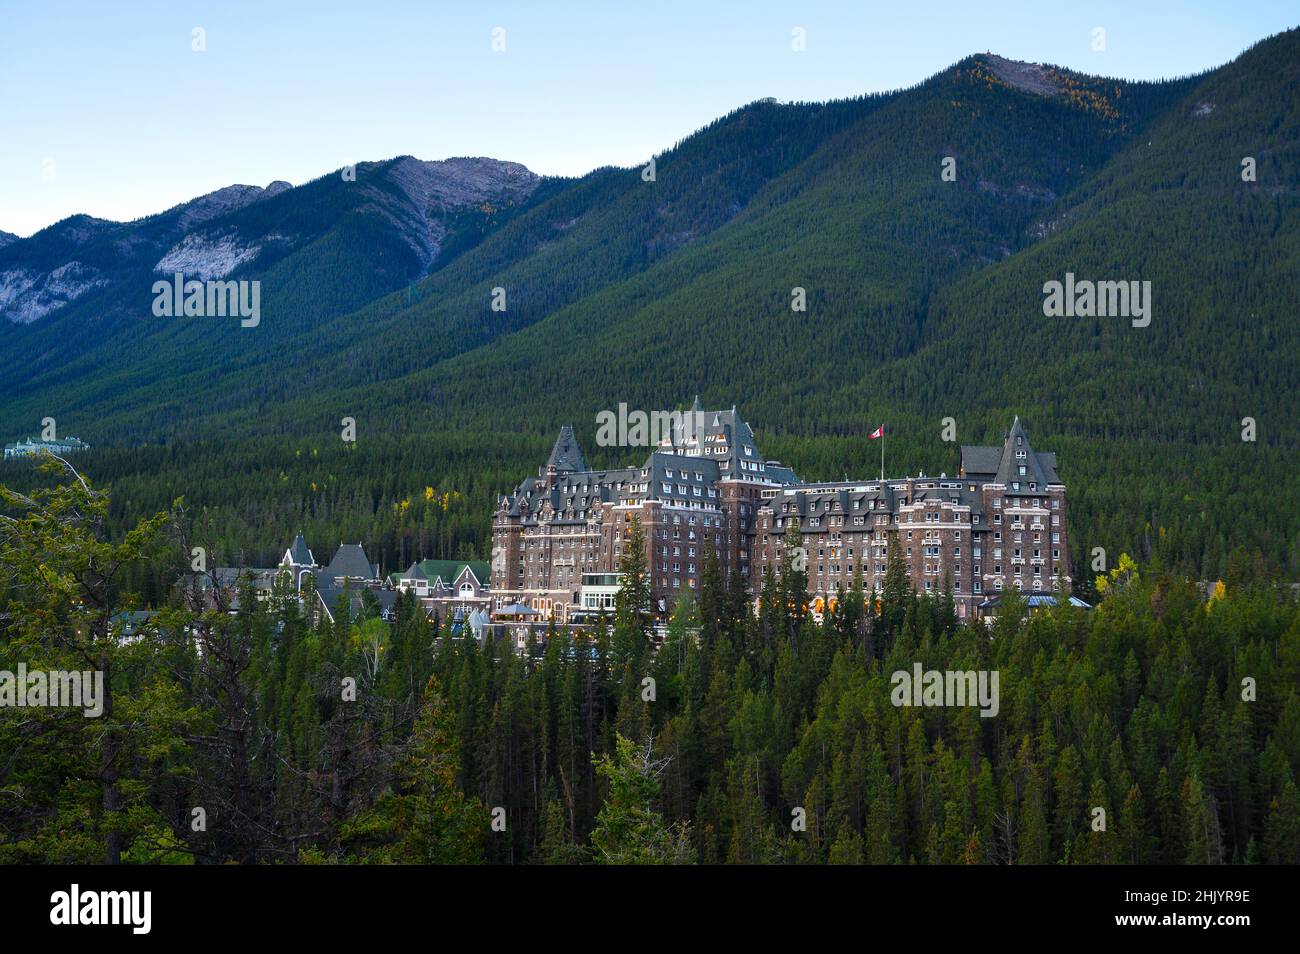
[
  {"left": 3, "top": 31, "right": 1300, "bottom": 865},
  {"left": 591, "top": 734, "right": 694, "bottom": 865},
  {"left": 4, "top": 33, "right": 1299, "bottom": 589},
  {"left": 5, "top": 468, "right": 1298, "bottom": 865}
]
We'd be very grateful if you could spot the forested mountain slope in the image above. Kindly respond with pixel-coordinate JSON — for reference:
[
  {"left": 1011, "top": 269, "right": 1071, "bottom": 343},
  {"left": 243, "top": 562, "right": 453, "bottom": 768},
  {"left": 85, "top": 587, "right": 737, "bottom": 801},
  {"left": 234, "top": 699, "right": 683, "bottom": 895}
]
[
  {"left": 0, "top": 156, "right": 542, "bottom": 438},
  {"left": 1, "top": 30, "right": 1296, "bottom": 584},
  {"left": 0, "top": 93, "right": 891, "bottom": 440}
]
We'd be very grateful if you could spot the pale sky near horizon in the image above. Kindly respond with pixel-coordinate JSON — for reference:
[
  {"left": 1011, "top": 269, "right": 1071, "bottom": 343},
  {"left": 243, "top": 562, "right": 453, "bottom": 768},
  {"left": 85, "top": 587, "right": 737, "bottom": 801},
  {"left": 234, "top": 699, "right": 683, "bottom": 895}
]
[{"left": 2, "top": 0, "right": 1296, "bottom": 237}]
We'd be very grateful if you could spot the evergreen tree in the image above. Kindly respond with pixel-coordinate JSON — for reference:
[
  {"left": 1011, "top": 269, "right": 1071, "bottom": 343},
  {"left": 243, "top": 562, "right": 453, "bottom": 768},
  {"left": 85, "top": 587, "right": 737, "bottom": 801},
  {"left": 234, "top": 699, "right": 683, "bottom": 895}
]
[{"left": 590, "top": 734, "right": 693, "bottom": 864}]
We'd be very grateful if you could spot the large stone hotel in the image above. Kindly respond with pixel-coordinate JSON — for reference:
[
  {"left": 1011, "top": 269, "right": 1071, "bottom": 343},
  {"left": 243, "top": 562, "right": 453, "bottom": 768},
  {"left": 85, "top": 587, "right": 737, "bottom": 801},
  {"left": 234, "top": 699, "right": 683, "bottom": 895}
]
[{"left": 491, "top": 399, "right": 1070, "bottom": 622}]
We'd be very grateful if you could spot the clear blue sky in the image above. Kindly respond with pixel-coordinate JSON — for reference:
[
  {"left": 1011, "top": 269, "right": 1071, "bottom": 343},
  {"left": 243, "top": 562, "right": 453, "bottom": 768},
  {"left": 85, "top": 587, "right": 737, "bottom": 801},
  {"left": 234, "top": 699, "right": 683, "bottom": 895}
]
[{"left": 2, "top": 0, "right": 1295, "bottom": 236}]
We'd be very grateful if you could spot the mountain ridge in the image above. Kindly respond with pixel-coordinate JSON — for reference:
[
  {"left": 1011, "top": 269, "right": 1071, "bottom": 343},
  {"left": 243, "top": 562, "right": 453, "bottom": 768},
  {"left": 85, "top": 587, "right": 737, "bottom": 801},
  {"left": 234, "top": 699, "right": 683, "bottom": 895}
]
[
  {"left": 0, "top": 156, "right": 541, "bottom": 325},
  {"left": 1, "top": 29, "right": 1296, "bottom": 581}
]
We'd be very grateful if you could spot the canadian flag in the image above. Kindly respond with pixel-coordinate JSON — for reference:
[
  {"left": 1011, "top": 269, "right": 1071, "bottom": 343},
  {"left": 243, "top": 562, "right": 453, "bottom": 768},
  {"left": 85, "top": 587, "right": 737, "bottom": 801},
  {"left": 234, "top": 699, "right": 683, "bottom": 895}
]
[{"left": 869, "top": 425, "right": 884, "bottom": 439}]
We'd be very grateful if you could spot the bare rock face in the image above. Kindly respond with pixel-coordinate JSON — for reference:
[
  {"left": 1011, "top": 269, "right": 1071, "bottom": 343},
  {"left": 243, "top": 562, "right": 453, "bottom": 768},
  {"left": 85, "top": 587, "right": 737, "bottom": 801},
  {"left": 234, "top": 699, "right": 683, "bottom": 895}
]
[
  {"left": 172, "top": 181, "right": 293, "bottom": 232},
  {"left": 1, "top": 155, "right": 539, "bottom": 323},
  {"left": 982, "top": 54, "right": 1062, "bottom": 97},
  {"left": 0, "top": 261, "right": 109, "bottom": 324},
  {"left": 362, "top": 156, "right": 541, "bottom": 270},
  {"left": 154, "top": 232, "right": 264, "bottom": 281},
  {"left": 387, "top": 156, "right": 538, "bottom": 206}
]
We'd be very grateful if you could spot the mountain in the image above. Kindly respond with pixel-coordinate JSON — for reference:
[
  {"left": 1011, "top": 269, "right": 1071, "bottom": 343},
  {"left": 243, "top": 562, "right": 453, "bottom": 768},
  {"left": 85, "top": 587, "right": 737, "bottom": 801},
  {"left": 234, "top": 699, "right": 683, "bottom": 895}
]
[
  {"left": 0, "top": 158, "right": 539, "bottom": 326},
  {"left": 1, "top": 29, "right": 1297, "bottom": 585}
]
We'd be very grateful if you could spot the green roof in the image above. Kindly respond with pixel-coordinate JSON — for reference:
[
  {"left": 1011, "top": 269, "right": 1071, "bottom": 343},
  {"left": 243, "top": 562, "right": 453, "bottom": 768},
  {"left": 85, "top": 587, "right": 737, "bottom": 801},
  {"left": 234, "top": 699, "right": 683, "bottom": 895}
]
[{"left": 391, "top": 559, "right": 489, "bottom": 586}]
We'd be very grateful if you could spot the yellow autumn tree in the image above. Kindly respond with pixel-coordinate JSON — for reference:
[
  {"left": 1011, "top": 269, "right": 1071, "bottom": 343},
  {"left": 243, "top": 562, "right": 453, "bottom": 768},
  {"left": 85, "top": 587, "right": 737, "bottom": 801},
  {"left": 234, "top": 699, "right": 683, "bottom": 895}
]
[{"left": 1095, "top": 552, "right": 1139, "bottom": 595}]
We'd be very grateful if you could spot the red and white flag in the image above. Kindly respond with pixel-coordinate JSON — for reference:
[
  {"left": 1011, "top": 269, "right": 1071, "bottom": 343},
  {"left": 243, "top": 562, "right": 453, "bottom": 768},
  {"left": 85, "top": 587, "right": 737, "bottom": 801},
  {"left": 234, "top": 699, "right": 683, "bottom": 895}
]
[{"left": 869, "top": 425, "right": 884, "bottom": 439}]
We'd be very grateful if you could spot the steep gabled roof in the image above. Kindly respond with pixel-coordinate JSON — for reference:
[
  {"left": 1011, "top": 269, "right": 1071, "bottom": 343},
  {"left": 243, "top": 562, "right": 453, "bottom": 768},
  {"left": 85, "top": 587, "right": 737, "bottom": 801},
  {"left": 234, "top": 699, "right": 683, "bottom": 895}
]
[
  {"left": 452, "top": 564, "right": 484, "bottom": 589},
  {"left": 993, "top": 417, "right": 1050, "bottom": 487},
  {"left": 326, "top": 542, "right": 378, "bottom": 580},
  {"left": 659, "top": 400, "right": 792, "bottom": 483},
  {"left": 962, "top": 418, "right": 1061, "bottom": 486},
  {"left": 283, "top": 531, "right": 315, "bottom": 567},
  {"left": 547, "top": 425, "right": 587, "bottom": 473},
  {"left": 400, "top": 561, "right": 429, "bottom": 581}
]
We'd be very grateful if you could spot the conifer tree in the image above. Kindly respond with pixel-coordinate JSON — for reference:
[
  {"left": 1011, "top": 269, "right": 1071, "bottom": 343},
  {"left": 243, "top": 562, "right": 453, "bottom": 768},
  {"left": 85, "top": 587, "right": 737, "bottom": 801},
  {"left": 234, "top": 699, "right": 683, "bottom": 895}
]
[{"left": 590, "top": 734, "right": 693, "bottom": 864}]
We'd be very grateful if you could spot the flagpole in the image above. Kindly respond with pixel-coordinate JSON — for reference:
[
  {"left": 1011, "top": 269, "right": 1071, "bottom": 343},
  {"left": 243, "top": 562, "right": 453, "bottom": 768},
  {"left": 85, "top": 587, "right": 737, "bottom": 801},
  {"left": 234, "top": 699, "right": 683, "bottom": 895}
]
[{"left": 880, "top": 425, "right": 884, "bottom": 482}]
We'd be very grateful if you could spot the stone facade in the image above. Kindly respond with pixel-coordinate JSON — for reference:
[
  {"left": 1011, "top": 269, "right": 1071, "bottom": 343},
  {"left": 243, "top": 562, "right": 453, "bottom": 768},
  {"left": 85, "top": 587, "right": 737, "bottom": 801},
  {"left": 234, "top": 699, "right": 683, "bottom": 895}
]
[{"left": 491, "top": 403, "right": 1069, "bottom": 622}]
